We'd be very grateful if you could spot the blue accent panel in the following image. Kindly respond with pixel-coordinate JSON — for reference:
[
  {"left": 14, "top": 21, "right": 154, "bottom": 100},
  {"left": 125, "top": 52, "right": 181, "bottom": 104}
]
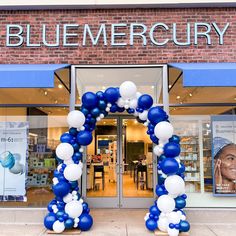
[
  {"left": 169, "top": 63, "right": 236, "bottom": 87},
  {"left": 0, "top": 64, "right": 70, "bottom": 88}
]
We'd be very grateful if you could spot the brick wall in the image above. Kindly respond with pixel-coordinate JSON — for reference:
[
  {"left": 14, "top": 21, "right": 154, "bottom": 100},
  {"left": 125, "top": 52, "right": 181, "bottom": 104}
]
[{"left": 0, "top": 8, "right": 236, "bottom": 64}]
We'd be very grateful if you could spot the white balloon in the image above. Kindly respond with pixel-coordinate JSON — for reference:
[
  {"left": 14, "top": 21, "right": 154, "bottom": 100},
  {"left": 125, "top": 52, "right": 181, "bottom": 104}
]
[
  {"left": 136, "top": 92, "right": 142, "bottom": 99},
  {"left": 65, "top": 200, "right": 83, "bottom": 219},
  {"left": 52, "top": 220, "right": 65, "bottom": 233},
  {"left": 167, "top": 211, "right": 181, "bottom": 224},
  {"left": 153, "top": 145, "right": 163, "bottom": 156},
  {"left": 63, "top": 193, "right": 73, "bottom": 203},
  {"left": 164, "top": 175, "right": 185, "bottom": 196},
  {"left": 56, "top": 143, "right": 74, "bottom": 161},
  {"left": 139, "top": 110, "right": 148, "bottom": 121},
  {"left": 154, "top": 121, "right": 174, "bottom": 141},
  {"left": 167, "top": 227, "right": 179, "bottom": 236},
  {"left": 64, "top": 164, "right": 82, "bottom": 181},
  {"left": 157, "top": 195, "right": 175, "bottom": 214},
  {"left": 129, "top": 98, "right": 138, "bottom": 109},
  {"left": 120, "top": 81, "right": 137, "bottom": 99},
  {"left": 117, "top": 97, "right": 125, "bottom": 107},
  {"left": 158, "top": 217, "right": 168, "bottom": 232},
  {"left": 67, "top": 110, "right": 85, "bottom": 128}
]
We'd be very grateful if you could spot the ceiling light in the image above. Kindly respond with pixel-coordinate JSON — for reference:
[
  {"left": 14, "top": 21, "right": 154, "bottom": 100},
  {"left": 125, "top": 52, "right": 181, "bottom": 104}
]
[
  {"left": 168, "top": 85, "right": 172, "bottom": 88},
  {"left": 58, "top": 84, "right": 63, "bottom": 89},
  {"left": 151, "top": 86, "right": 155, "bottom": 89},
  {"left": 189, "top": 93, "right": 193, "bottom": 97},
  {"left": 176, "top": 95, "right": 180, "bottom": 99},
  {"left": 180, "top": 101, "right": 183, "bottom": 104},
  {"left": 103, "top": 121, "right": 106, "bottom": 124},
  {"left": 234, "top": 97, "right": 236, "bottom": 101},
  {"left": 55, "top": 100, "right": 58, "bottom": 104},
  {"left": 44, "top": 91, "right": 48, "bottom": 96}
]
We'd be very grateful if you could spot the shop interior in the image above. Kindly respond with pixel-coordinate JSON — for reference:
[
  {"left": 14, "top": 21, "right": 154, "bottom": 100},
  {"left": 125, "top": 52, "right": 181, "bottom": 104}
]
[{"left": 0, "top": 66, "right": 235, "bottom": 207}]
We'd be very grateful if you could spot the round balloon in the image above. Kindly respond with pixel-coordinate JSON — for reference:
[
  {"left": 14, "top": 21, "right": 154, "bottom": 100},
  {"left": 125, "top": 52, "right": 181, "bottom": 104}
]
[
  {"left": 77, "top": 131, "right": 93, "bottom": 146},
  {"left": 157, "top": 195, "right": 175, "bottom": 213},
  {"left": 52, "top": 220, "right": 65, "bottom": 233},
  {"left": 158, "top": 217, "right": 168, "bottom": 232},
  {"left": 65, "top": 200, "right": 83, "bottom": 219},
  {"left": 60, "top": 133, "right": 73, "bottom": 143},
  {"left": 53, "top": 181, "right": 70, "bottom": 198},
  {"left": 104, "top": 87, "right": 120, "bottom": 103},
  {"left": 78, "top": 213, "right": 93, "bottom": 231},
  {"left": 179, "top": 220, "right": 190, "bottom": 232},
  {"left": 164, "top": 175, "right": 185, "bottom": 196},
  {"left": 154, "top": 121, "right": 174, "bottom": 142},
  {"left": 56, "top": 143, "right": 74, "bottom": 161},
  {"left": 44, "top": 213, "right": 57, "bottom": 230},
  {"left": 145, "top": 218, "right": 157, "bottom": 231},
  {"left": 139, "top": 110, "right": 148, "bottom": 121},
  {"left": 164, "top": 142, "right": 181, "bottom": 158},
  {"left": 175, "top": 196, "right": 186, "bottom": 209},
  {"left": 91, "top": 107, "right": 100, "bottom": 118},
  {"left": 167, "top": 227, "right": 179, "bottom": 236},
  {"left": 138, "top": 94, "right": 153, "bottom": 110},
  {"left": 167, "top": 211, "right": 181, "bottom": 224},
  {"left": 67, "top": 110, "right": 85, "bottom": 128},
  {"left": 64, "top": 164, "right": 82, "bottom": 181},
  {"left": 65, "top": 218, "right": 74, "bottom": 229},
  {"left": 148, "top": 107, "right": 168, "bottom": 125},
  {"left": 160, "top": 158, "right": 179, "bottom": 175},
  {"left": 82, "top": 92, "right": 98, "bottom": 109},
  {"left": 149, "top": 205, "right": 160, "bottom": 216},
  {"left": 119, "top": 81, "right": 137, "bottom": 99}
]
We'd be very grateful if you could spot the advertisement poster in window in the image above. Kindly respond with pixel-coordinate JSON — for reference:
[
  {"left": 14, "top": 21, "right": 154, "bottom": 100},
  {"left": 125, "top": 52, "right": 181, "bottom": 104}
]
[
  {"left": 212, "top": 115, "right": 236, "bottom": 196},
  {"left": 0, "top": 122, "right": 28, "bottom": 201}
]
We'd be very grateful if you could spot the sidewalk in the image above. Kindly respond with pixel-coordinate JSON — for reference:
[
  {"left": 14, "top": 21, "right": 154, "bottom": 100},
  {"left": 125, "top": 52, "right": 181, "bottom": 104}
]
[{"left": 0, "top": 209, "right": 236, "bottom": 236}]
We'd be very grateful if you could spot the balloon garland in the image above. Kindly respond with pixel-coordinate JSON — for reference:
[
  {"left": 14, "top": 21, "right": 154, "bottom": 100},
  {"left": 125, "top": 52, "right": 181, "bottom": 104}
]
[{"left": 44, "top": 81, "right": 190, "bottom": 235}]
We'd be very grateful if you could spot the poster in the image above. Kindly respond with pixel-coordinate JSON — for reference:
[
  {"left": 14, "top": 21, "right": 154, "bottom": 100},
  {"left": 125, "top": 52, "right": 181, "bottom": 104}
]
[
  {"left": 211, "top": 115, "right": 236, "bottom": 196},
  {"left": 0, "top": 122, "right": 28, "bottom": 201}
]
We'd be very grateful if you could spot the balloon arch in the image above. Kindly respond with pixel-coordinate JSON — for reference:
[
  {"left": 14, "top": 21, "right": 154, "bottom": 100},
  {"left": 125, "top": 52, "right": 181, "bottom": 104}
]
[{"left": 44, "top": 81, "right": 190, "bottom": 235}]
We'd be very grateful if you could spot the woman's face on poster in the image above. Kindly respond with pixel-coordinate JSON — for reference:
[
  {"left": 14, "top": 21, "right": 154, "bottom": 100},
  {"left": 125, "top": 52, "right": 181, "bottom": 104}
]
[{"left": 219, "top": 144, "right": 236, "bottom": 181}]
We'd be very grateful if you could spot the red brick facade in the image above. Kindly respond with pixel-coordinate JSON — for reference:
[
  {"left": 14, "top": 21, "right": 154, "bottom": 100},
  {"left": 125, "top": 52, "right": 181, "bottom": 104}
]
[{"left": 0, "top": 8, "right": 236, "bottom": 64}]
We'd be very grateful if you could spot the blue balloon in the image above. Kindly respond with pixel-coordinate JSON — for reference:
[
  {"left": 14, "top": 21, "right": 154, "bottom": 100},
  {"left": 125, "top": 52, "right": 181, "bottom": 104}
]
[
  {"left": 65, "top": 218, "right": 74, "bottom": 229},
  {"left": 104, "top": 87, "right": 119, "bottom": 103},
  {"left": 138, "top": 94, "right": 153, "bottom": 110},
  {"left": 44, "top": 213, "right": 57, "bottom": 230},
  {"left": 81, "top": 107, "right": 89, "bottom": 116},
  {"left": 155, "top": 185, "right": 167, "bottom": 196},
  {"left": 127, "top": 108, "right": 135, "bottom": 114},
  {"left": 169, "top": 135, "right": 180, "bottom": 144},
  {"left": 110, "top": 104, "right": 118, "bottom": 113},
  {"left": 98, "top": 100, "right": 107, "bottom": 110},
  {"left": 117, "top": 107, "right": 125, "bottom": 112},
  {"left": 160, "top": 158, "right": 179, "bottom": 175},
  {"left": 69, "top": 127, "right": 78, "bottom": 136},
  {"left": 96, "top": 91, "right": 104, "bottom": 99},
  {"left": 147, "top": 107, "right": 168, "bottom": 125},
  {"left": 82, "top": 202, "right": 89, "bottom": 212},
  {"left": 179, "top": 220, "right": 190, "bottom": 232},
  {"left": 82, "top": 92, "right": 98, "bottom": 109},
  {"left": 145, "top": 218, "right": 157, "bottom": 231},
  {"left": 164, "top": 142, "right": 181, "bottom": 158},
  {"left": 149, "top": 205, "right": 160, "bottom": 216},
  {"left": 91, "top": 107, "right": 101, "bottom": 117},
  {"left": 158, "top": 174, "right": 166, "bottom": 185},
  {"left": 175, "top": 196, "right": 186, "bottom": 209},
  {"left": 53, "top": 181, "right": 70, "bottom": 198},
  {"left": 77, "top": 131, "right": 93, "bottom": 146},
  {"left": 177, "top": 163, "right": 185, "bottom": 174},
  {"left": 150, "top": 134, "right": 159, "bottom": 144},
  {"left": 78, "top": 213, "right": 93, "bottom": 231},
  {"left": 72, "top": 152, "right": 83, "bottom": 162},
  {"left": 56, "top": 211, "right": 64, "bottom": 219}
]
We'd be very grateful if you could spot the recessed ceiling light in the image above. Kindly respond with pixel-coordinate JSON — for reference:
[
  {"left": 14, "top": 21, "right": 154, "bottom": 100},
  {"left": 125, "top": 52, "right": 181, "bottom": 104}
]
[
  {"left": 55, "top": 100, "right": 58, "bottom": 104},
  {"left": 44, "top": 91, "right": 48, "bottom": 96},
  {"left": 151, "top": 86, "right": 155, "bottom": 89},
  {"left": 189, "top": 93, "right": 193, "bottom": 97},
  {"left": 234, "top": 97, "right": 236, "bottom": 101},
  {"left": 103, "top": 121, "right": 106, "bottom": 124},
  {"left": 176, "top": 95, "right": 180, "bottom": 99},
  {"left": 58, "top": 84, "right": 63, "bottom": 89},
  {"left": 180, "top": 101, "right": 183, "bottom": 104}
]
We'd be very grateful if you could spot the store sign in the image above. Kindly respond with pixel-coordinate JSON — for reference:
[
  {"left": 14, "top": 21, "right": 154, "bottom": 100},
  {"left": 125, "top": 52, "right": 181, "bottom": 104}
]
[
  {"left": 5, "top": 22, "right": 230, "bottom": 47},
  {"left": 211, "top": 116, "right": 236, "bottom": 196},
  {"left": 0, "top": 122, "right": 28, "bottom": 201}
]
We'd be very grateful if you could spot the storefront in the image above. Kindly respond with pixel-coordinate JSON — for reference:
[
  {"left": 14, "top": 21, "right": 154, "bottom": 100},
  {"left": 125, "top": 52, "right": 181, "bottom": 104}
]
[{"left": 0, "top": 4, "right": 236, "bottom": 213}]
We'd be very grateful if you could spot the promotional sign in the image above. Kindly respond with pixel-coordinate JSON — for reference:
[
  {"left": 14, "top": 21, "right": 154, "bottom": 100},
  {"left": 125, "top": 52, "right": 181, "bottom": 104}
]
[
  {"left": 212, "top": 115, "right": 236, "bottom": 196},
  {"left": 0, "top": 122, "right": 28, "bottom": 201}
]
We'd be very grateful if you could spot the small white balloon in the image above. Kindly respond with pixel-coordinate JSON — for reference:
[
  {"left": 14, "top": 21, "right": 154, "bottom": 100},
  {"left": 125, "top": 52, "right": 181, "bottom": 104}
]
[
  {"left": 129, "top": 98, "right": 138, "bottom": 109},
  {"left": 106, "top": 107, "right": 110, "bottom": 112},
  {"left": 124, "top": 104, "right": 129, "bottom": 109},
  {"left": 67, "top": 110, "right": 85, "bottom": 128},
  {"left": 139, "top": 110, "right": 148, "bottom": 121},
  {"left": 158, "top": 217, "right": 168, "bottom": 232},
  {"left": 96, "top": 117, "right": 101, "bottom": 121},
  {"left": 117, "top": 97, "right": 125, "bottom": 107},
  {"left": 64, "top": 164, "right": 82, "bottom": 181},
  {"left": 133, "top": 111, "right": 139, "bottom": 117},
  {"left": 153, "top": 145, "right": 163, "bottom": 156},
  {"left": 56, "top": 143, "right": 74, "bottom": 161},
  {"left": 100, "top": 114, "right": 105, "bottom": 118},
  {"left": 157, "top": 195, "right": 175, "bottom": 214},
  {"left": 120, "top": 81, "right": 137, "bottom": 99},
  {"left": 65, "top": 200, "right": 83, "bottom": 219},
  {"left": 63, "top": 193, "right": 73, "bottom": 203},
  {"left": 107, "top": 103, "right": 112, "bottom": 108},
  {"left": 64, "top": 159, "right": 74, "bottom": 165},
  {"left": 79, "top": 147, "right": 84, "bottom": 152},
  {"left": 167, "top": 227, "right": 179, "bottom": 236},
  {"left": 164, "top": 175, "right": 185, "bottom": 196},
  {"left": 167, "top": 211, "right": 181, "bottom": 224},
  {"left": 80, "top": 126, "right": 85, "bottom": 131},
  {"left": 136, "top": 92, "right": 142, "bottom": 99},
  {"left": 154, "top": 121, "right": 174, "bottom": 141},
  {"left": 53, "top": 220, "right": 65, "bottom": 233}
]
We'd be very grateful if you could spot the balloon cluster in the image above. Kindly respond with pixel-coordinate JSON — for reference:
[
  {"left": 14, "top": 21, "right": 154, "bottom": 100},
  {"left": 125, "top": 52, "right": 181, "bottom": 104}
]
[{"left": 44, "top": 80, "right": 190, "bottom": 235}]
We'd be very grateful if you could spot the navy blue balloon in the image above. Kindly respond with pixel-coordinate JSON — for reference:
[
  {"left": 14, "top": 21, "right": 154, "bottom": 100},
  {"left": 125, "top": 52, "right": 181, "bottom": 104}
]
[
  {"left": 89, "top": 118, "right": 96, "bottom": 124},
  {"left": 44, "top": 213, "right": 57, "bottom": 230},
  {"left": 98, "top": 100, "right": 107, "bottom": 110},
  {"left": 104, "top": 87, "right": 119, "bottom": 103},
  {"left": 145, "top": 218, "right": 157, "bottom": 231},
  {"left": 81, "top": 107, "right": 89, "bottom": 116},
  {"left": 155, "top": 185, "right": 167, "bottom": 196},
  {"left": 180, "top": 220, "right": 190, "bottom": 232},
  {"left": 158, "top": 155, "right": 166, "bottom": 162},
  {"left": 65, "top": 218, "right": 74, "bottom": 229},
  {"left": 91, "top": 107, "right": 101, "bottom": 118},
  {"left": 110, "top": 104, "right": 118, "bottom": 113},
  {"left": 138, "top": 94, "right": 153, "bottom": 110},
  {"left": 175, "top": 197, "right": 186, "bottom": 209},
  {"left": 72, "top": 143, "right": 80, "bottom": 151},
  {"left": 117, "top": 107, "right": 125, "bottom": 112},
  {"left": 158, "top": 174, "right": 165, "bottom": 185},
  {"left": 169, "top": 135, "right": 180, "bottom": 144},
  {"left": 96, "top": 91, "right": 104, "bottom": 100},
  {"left": 177, "top": 163, "right": 185, "bottom": 174},
  {"left": 78, "top": 213, "right": 93, "bottom": 231},
  {"left": 148, "top": 107, "right": 168, "bottom": 125},
  {"left": 69, "top": 127, "right": 78, "bottom": 136},
  {"left": 82, "top": 202, "right": 89, "bottom": 212},
  {"left": 149, "top": 205, "right": 160, "bottom": 216},
  {"left": 127, "top": 108, "right": 135, "bottom": 114},
  {"left": 82, "top": 92, "right": 98, "bottom": 109},
  {"left": 164, "top": 142, "right": 181, "bottom": 158},
  {"left": 56, "top": 211, "right": 64, "bottom": 219},
  {"left": 160, "top": 158, "right": 179, "bottom": 175},
  {"left": 77, "top": 131, "right": 93, "bottom": 146},
  {"left": 72, "top": 152, "right": 83, "bottom": 162},
  {"left": 150, "top": 134, "right": 159, "bottom": 144},
  {"left": 53, "top": 181, "right": 70, "bottom": 198},
  {"left": 60, "top": 133, "right": 73, "bottom": 143}
]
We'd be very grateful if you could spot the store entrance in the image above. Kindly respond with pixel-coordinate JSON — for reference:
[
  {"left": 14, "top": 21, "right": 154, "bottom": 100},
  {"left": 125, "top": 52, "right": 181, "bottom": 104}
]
[{"left": 82, "top": 116, "right": 156, "bottom": 208}]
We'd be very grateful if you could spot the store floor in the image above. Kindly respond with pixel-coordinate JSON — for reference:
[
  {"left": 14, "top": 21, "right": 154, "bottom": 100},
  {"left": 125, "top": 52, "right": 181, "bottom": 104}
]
[{"left": 1, "top": 209, "right": 236, "bottom": 236}]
